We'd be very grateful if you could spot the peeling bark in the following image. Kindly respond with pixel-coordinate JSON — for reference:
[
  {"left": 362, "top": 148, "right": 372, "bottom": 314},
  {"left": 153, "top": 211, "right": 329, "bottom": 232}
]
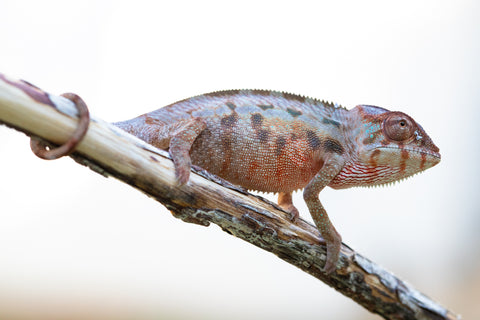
[{"left": 0, "top": 73, "right": 459, "bottom": 320}]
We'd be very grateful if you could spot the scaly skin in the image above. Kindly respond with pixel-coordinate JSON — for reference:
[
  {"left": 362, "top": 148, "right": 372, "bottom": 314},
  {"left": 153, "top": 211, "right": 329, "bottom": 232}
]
[{"left": 115, "top": 89, "right": 441, "bottom": 274}]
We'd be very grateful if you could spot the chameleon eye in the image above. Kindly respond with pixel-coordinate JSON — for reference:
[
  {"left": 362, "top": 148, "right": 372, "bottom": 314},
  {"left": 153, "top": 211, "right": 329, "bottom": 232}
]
[{"left": 383, "top": 113, "right": 415, "bottom": 142}]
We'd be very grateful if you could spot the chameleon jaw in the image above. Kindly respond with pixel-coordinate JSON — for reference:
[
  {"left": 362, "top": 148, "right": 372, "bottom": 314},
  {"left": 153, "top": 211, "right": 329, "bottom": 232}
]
[
  {"left": 373, "top": 145, "right": 441, "bottom": 168},
  {"left": 330, "top": 144, "right": 440, "bottom": 190},
  {"left": 375, "top": 145, "right": 441, "bottom": 159}
]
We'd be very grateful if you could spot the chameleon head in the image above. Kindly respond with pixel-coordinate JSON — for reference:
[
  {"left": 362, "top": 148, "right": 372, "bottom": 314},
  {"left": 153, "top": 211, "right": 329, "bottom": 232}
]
[{"left": 330, "top": 105, "right": 441, "bottom": 189}]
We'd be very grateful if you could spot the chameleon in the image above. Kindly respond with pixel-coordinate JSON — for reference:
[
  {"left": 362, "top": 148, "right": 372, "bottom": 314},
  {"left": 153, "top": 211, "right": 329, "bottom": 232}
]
[{"left": 114, "top": 89, "right": 441, "bottom": 274}]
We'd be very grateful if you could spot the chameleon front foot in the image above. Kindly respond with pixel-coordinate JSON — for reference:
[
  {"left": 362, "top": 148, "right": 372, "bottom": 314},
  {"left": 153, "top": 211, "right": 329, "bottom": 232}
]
[
  {"left": 279, "top": 204, "right": 299, "bottom": 222},
  {"left": 278, "top": 192, "right": 299, "bottom": 222},
  {"left": 322, "top": 237, "right": 342, "bottom": 274},
  {"left": 286, "top": 207, "right": 300, "bottom": 222}
]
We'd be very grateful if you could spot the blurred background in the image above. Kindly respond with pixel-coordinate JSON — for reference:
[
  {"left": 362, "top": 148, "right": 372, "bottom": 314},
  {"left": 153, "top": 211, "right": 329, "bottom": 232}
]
[{"left": 0, "top": 1, "right": 478, "bottom": 319}]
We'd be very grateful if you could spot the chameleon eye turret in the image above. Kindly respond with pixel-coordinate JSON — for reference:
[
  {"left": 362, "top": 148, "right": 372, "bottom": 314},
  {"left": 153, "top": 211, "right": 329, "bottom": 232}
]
[{"left": 383, "top": 113, "right": 416, "bottom": 142}]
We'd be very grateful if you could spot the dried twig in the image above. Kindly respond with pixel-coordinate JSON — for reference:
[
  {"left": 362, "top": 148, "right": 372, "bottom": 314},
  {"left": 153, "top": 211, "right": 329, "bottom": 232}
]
[{"left": 0, "top": 73, "right": 459, "bottom": 320}]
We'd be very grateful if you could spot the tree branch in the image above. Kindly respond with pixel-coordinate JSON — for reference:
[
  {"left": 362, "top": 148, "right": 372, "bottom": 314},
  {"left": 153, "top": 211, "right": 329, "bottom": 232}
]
[{"left": 0, "top": 73, "right": 459, "bottom": 320}]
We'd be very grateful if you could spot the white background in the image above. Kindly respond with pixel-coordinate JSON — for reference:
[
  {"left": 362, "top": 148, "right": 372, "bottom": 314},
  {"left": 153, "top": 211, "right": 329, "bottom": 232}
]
[{"left": 0, "top": 1, "right": 479, "bottom": 319}]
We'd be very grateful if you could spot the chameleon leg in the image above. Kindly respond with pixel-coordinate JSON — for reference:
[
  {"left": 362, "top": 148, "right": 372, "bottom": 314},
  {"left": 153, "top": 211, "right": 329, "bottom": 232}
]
[
  {"left": 303, "top": 155, "right": 345, "bottom": 274},
  {"left": 278, "top": 192, "right": 299, "bottom": 222},
  {"left": 169, "top": 118, "right": 207, "bottom": 185}
]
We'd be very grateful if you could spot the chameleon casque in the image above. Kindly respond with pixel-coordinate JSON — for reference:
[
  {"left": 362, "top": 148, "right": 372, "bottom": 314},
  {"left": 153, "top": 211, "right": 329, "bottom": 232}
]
[{"left": 115, "top": 89, "right": 441, "bottom": 274}]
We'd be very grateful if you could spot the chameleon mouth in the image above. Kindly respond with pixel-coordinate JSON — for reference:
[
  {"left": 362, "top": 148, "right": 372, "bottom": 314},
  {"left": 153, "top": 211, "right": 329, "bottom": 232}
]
[{"left": 376, "top": 146, "right": 441, "bottom": 162}]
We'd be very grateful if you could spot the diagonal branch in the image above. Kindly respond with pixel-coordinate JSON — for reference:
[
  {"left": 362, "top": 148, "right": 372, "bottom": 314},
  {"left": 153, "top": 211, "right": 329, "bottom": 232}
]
[{"left": 0, "top": 73, "right": 459, "bottom": 320}]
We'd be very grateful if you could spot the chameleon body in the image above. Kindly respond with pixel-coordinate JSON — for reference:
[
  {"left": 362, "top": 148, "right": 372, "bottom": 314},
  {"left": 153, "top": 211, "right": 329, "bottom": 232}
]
[{"left": 115, "top": 89, "right": 441, "bottom": 274}]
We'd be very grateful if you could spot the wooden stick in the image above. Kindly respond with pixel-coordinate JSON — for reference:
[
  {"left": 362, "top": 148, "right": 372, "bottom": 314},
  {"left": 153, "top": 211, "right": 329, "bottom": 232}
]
[{"left": 0, "top": 73, "right": 459, "bottom": 320}]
